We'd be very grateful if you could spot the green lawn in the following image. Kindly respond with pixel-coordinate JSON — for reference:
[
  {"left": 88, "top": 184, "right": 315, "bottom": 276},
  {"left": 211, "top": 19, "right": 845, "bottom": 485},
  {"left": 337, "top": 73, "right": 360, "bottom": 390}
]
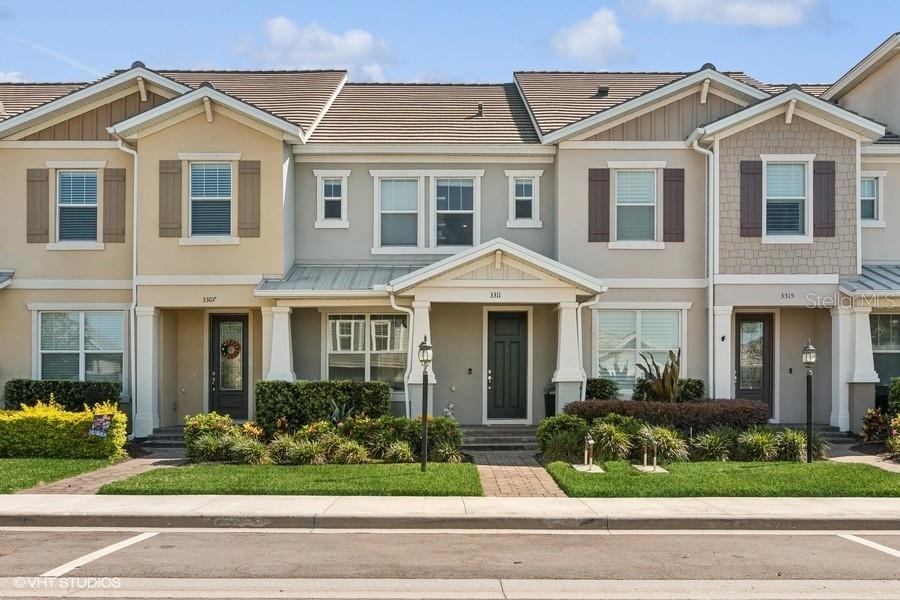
[
  {"left": 546, "top": 460, "right": 900, "bottom": 497},
  {"left": 0, "top": 458, "right": 113, "bottom": 493},
  {"left": 99, "top": 463, "right": 484, "bottom": 496}
]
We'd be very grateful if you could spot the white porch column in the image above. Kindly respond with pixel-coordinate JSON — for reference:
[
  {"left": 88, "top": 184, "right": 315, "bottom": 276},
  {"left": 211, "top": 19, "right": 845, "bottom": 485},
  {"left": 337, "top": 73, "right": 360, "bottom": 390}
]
[
  {"left": 554, "top": 301, "right": 583, "bottom": 411},
  {"left": 831, "top": 307, "right": 853, "bottom": 431},
  {"left": 850, "top": 306, "right": 879, "bottom": 383},
  {"left": 261, "top": 307, "right": 274, "bottom": 380},
  {"left": 133, "top": 306, "right": 159, "bottom": 438},
  {"left": 712, "top": 305, "right": 733, "bottom": 400},
  {"left": 266, "top": 306, "right": 295, "bottom": 381},
  {"left": 408, "top": 300, "right": 435, "bottom": 419}
]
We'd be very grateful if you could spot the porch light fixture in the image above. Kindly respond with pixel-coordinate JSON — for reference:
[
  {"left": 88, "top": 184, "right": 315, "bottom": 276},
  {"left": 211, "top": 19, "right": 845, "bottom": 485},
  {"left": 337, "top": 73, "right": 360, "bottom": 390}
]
[
  {"left": 418, "top": 337, "right": 433, "bottom": 369},
  {"left": 802, "top": 339, "right": 816, "bottom": 464},
  {"left": 418, "top": 336, "right": 433, "bottom": 472}
]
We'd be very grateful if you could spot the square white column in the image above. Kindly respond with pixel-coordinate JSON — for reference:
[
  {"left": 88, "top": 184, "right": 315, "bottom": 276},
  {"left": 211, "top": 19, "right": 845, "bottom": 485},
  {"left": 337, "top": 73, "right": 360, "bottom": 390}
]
[
  {"left": 409, "top": 300, "right": 435, "bottom": 384},
  {"left": 134, "top": 306, "right": 159, "bottom": 438},
  {"left": 261, "top": 307, "right": 274, "bottom": 380},
  {"left": 266, "top": 306, "right": 295, "bottom": 381},
  {"left": 831, "top": 307, "right": 853, "bottom": 431},
  {"left": 712, "top": 305, "right": 733, "bottom": 400},
  {"left": 553, "top": 301, "right": 583, "bottom": 383},
  {"left": 850, "top": 306, "right": 879, "bottom": 383}
]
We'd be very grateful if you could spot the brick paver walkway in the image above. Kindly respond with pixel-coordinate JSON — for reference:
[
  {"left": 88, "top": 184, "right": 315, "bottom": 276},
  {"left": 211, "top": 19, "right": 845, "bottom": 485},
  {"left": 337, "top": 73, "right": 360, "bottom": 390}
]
[
  {"left": 469, "top": 450, "right": 565, "bottom": 497},
  {"left": 22, "top": 449, "right": 186, "bottom": 495}
]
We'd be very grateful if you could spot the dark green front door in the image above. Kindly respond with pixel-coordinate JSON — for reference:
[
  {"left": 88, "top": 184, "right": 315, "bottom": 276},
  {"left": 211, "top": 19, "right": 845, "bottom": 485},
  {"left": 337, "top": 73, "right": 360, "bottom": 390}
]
[{"left": 487, "top": 312, "right": 527, "bottom": 420}]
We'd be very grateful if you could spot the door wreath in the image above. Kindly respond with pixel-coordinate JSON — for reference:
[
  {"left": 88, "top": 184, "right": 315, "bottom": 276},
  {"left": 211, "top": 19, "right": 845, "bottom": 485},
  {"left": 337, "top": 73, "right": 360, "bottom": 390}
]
[{"left": 221, "top": 339, "right": 241, "bottom": 360}]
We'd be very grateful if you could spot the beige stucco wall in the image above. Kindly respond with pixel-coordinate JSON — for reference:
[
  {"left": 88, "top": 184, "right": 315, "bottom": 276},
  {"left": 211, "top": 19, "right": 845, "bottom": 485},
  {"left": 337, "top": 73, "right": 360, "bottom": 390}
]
[
  {"left": 136, "top": 284, "right": 265, "bottom": 309},
  {"left": 556, "top": 148, "right": 708, "bottom": 279},
  {"left": 0, "top": 147, "right": 133, "bottom": 279},
  {"left": 860, "top": 160, "right": 900, "bottom": 263},
  {"left": 718, "top": 115, "right": 857, "bottom": 275},
  {"left": 839, "top": 53, "right": 900, "bottom": 136},
  {"left": 775, "top": 307, "right": 832, "bottom": 424},
  {"left": 294, "top": 161, "right": 556, "bottom": 262},
  {"left": 135, "top": 111, "right": 287, "bottom": 278}
]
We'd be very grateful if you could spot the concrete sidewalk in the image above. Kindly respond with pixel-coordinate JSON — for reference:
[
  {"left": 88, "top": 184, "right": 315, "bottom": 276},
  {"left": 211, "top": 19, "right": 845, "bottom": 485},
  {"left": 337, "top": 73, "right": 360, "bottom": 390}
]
[{"left": 1, "top": 495, "right": 900, "bottom": 530}]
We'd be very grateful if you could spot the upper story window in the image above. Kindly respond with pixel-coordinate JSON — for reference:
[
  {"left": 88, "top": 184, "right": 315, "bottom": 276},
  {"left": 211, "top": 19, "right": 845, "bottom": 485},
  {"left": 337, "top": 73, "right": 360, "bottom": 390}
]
[
  {"left": 189, "top": 162, "right": 232, "bottom": 237},
  {"left": 378, "top": 178, "right": 421, "bottom": 247},
  {"left": 39, "top": 311, "right": 125, "bottom": 391},
  {"left": 861, "top": 171, "right": 886, "bottom": 228},
  {"left": 57, "top": 171, "right": 98, "bottom": 242},
  {"left": 615, "top": 170, "right": 656, "bottom": 242},
  {"left": 434, "top": 178, "right": 475, "bottom": 246},
  {"left": 505, "top": 170, "right": 543, "bottom": 229},
  {"left": 314, "top": 169, "right": 350, "bottom": 229},
  {"left": 759, "top": 155, "right": 814, "bottom": 244}
]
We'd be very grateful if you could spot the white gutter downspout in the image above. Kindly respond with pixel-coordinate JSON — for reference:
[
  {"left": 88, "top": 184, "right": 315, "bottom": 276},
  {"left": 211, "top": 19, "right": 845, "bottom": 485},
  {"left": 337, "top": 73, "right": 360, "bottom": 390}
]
[
  {"left": 389, "top": 291, "right": 414, "bottom": 419},
  {"left": 576, "top": 294, "right": 602, "bottom": 401},
  {"left": 116, "top": 138, "right": 139, "bottom": 436},
  {"left": 689, "top": 131, "right": 716, "bottom": 397}
]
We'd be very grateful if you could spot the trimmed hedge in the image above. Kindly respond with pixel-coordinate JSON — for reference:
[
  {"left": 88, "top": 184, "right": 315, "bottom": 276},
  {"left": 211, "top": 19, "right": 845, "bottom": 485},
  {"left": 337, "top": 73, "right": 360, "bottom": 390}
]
[
  {"left": 0, "top": 401, "right": 126, "bottom": 459},
  {"left": 3, "top": 379, "right": 121, "bottom": 411},
  {"left": 255, "top": 380, "right": 391, "bottom": 436},
  {"left": 564, "top": 399, "right": 768, "bottom": 432}
]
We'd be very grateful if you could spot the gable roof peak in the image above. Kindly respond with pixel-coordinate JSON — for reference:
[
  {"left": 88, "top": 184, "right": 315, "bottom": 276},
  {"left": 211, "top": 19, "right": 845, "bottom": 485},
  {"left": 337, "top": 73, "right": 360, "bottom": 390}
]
[
  {"left": 131, "top": 60, "right": 146, "bottom": 69},
  {"left": 699, "top": 63, "right": 717, "bottom": 72}
]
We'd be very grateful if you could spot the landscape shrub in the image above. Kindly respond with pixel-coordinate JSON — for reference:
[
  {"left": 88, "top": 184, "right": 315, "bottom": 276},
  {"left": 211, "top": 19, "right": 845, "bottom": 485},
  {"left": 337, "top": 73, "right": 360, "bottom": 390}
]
[
  {"left": 691, "top": 425, "right": 739, "bottom": 461},
  {"left": 861, "top": 408, "right": 891, "bottom": 442},
  {"left": 565, "top": 399, "right": 768, "bottom": 432},
  {"left": 431, "top": 440, "right": 463, "bottom": 463},
  {"left": 541, "top": 430, "right": 584, "bottom": 462},
  {"left": 736, "top": 426, "right": 778, "bottom": 461},
  {"left": 584, "top": 378, "right": 619, "bottom": 400},
  {"left": 255, "top": 380, "right": 391, "bottom": 436},
  {"left": 591, "top": 422, "right": 632, "bottom": 460},
  {"left": 592, "top": 412, "right": 645, "bottom": 438},
  {"left": 384, "top": 440, "right": 415, "bottom": 463},
  {"left": 0, "top": 401, "right": 126, "bottom": 459},
  {"left": 190, "top": 432, "right": 233, "bottom": 463},
  {"left": 889, "top": 379, "right": 900, "bottom": 416},
  {"left": 331, "top": 439, "right": 369, "bottom": 464},
  {"left": 3, "top": 379, "right": 120, "bottom": 411},
  {"left": 887, "top": 417, "right": 900, "bottom": 456},
  {"left": 636, "top": 425, "right": 689, "bottom": 462},
  {"left": 341, "top": 415, "right": 462, "bottom": 459},
  {"left": 536, "top": 414, "right": 588, "bottom": 454},
  {"left": 632, "top": 378, "right": 706, "bottom": 403},
  {"left": 227, "top": 435, "right": 271, "bottom": 465},
  {"left": 184, "top": 413, "right": 238, "bottom": 460},
  {"left": 775, "top": 429, "right": 807, "bottom": 462}
]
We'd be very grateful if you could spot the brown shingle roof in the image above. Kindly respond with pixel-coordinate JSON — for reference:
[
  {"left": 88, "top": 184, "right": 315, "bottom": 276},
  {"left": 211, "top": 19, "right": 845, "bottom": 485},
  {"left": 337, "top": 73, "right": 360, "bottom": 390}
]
[
  {"left": 763, "top": 83, "right": 830, "bottom": 97},
  {"left": 0, "top": 83, "right": 85, "bottom": 121},
  {"left": 158, "top": 70, "right": 346, "bottom": 133},
  {"left": 308, "top": 83, "right": 540, "bottom": 144}
]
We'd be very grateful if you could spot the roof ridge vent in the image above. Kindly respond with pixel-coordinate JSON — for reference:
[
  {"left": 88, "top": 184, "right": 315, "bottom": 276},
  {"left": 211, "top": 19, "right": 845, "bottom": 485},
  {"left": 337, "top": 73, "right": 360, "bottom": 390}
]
[
  {"left": 596, "top": 85, "right": 609, "bottom": 97},
  {"left": 700, "top": 63, "right": 717, "bottom": 71},
  {"left": 131, "top": 61, "right": 146, "bottom": 69}
]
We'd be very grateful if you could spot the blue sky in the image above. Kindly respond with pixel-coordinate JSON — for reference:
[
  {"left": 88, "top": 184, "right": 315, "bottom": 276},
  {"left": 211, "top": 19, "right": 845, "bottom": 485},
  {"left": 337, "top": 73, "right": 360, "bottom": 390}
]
[{"left": 0, "top": 1, "right": 898, "bottom": 85}]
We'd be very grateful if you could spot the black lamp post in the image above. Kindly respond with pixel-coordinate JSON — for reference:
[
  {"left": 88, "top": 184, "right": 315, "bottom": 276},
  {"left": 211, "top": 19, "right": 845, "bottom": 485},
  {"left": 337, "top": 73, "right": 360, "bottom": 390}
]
[
  {"left": 418, "top": 336, "right": 433, "bottom": 472},
  {"left": 801, "top": 339, "right": 817, "bottom": 463}
]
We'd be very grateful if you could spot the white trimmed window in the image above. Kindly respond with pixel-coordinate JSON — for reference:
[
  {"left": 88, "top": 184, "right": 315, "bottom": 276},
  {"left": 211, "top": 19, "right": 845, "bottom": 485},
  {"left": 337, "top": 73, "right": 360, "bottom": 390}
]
[
  {"left": 314, "top": 169, "right": 350, "bottom": 228},
  {"left": 615, "top": 170, "right": 656, "bottom": 242},
  {"left": 594, "top": 309, "right": 682, "bottom": 395},
  {"left": 326, "top": 314, "right": 409, "bottom": 392},
  {"left": 57, "top": 170, "right": 99, "bottom": 242},
  {"left": 871, "top": 313, "right": 900, "bottom": 387},
  {"left": 39, "top": 311, "right": 125, "bottom": 389},
  {"left": 189, "top": 162, "right": 232, "bottom": 237},
  {"left": 434, "top": 177, "right": 475, "bottom": 246},
  {"left": 505, "top": 170, "right": 543, "bottom": 228},
  {"left": 761, "top": 155, "right": 814, "bottom": 243},
  {"left": 376, "top": 177, "right": 422, "bottom": 249},
  {"left": 861, "top": 171, "right": 886, "bottom": 227}
]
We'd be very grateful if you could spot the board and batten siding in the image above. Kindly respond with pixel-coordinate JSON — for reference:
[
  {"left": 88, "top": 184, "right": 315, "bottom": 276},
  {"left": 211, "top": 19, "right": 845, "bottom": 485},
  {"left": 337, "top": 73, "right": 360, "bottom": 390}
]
[{"left": 23, "top": 91, "right": 168, "bottom": 141}]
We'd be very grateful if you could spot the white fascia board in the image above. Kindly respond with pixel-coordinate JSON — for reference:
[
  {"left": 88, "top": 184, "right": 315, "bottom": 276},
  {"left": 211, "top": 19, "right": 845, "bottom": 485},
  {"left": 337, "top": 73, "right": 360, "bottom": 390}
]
[
  {"left": 296, "top": 143, "right": 555, "bottom": 156},
  {"left": 386, "top": 238, "right": 606, "bottom": 294},
  {"left": 862, "top": 144, "right": 900, "bottom": 156},
  {"left": 540, "top": 69, "right": 770, "bottom": 145},
  {"left": 110, "top": 87, "right": 302, "bottom": 140},
  {"left": 698, "top": 89, "right": 885, "bottom": 141},
  {"left": 0, "top": 68, "right": 190, "bottom": 139},
  {"left": 823, "top": 33, "right": 900, "bottom": 100}
]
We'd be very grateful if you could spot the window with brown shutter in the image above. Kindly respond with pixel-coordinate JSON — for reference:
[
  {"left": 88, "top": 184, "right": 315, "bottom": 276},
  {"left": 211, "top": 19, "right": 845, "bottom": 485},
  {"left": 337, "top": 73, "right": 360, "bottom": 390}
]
[
  {"left": 158, "top": 160, "right": 182, "bottom": 237},
  {"left": 588, "top": 168, "right": 610, "bottom": 242},
  {"left": 813, "top": 160, "right": 835, "bottom": 237},
  {"left": 238, "top": 160, "right": 261, "bottom": 237},
  {"left": 103, "top": 168, "right": 126, "bottom": 243},
  {"left": 663, "top": 168, "right": 685, "bottom": 242},
  {"left": 740, "top": 160, "right": 763, "bottom": 237},
  {"left": 26, "top": 168, "right": 50, "bottom": 243}
]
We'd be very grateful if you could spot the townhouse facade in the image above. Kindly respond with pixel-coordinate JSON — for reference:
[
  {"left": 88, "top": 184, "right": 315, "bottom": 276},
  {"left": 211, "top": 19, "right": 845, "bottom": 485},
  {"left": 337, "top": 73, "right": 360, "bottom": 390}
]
[{"left": 2, "top": 35, "right": 900, "bottom": 437}]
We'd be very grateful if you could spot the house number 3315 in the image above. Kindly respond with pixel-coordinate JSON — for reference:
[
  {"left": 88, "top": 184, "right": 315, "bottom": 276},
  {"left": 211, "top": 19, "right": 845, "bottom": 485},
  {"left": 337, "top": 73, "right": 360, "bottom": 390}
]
[{"left": 489, "top": 291, "right": 502, "bottom": 299}]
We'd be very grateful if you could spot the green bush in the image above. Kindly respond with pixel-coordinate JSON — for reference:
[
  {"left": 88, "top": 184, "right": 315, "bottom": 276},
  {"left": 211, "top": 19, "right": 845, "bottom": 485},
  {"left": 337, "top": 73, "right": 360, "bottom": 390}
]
[
  {"left": 384, "top": 440, "right": 415, "bottom": 463},
  {"left": 3, "top": 379, "right": 121, "bottom": 411},
  {"left": 0, "top": 401, "right": 126, "bottom": 459},
  {"left": 537, "top": 414, "right": 588, "bottom": 454},
  {"left": 541, "top": 430, "right": 584, "bottom": 462},
  {"left": 331, "top": 440, "right": 369, "bottom": 464},
  {"left": 889, "top": 378, "right": 900, "bottom": 416},
  {"left": 637, "top": 425, "right": 689, "bottom": 462},
  {"left": 861, "top": 408, "right": 891, "bottom": 442},
  {"left": 431, "top": 441, "right": 463, "bottom": 463},
  {"left": 736, "top": 426, "right": 778, "bottom": 461},
  {"left": 255, "top": 380, "right": 391, "bottom": 436},
  {"left": 565, "top": 399, "right": 768, "bottom": 432},
  {"left": 228, "top": 435, "right": 271, "bottom": 465},
  {"left": 592, "top": 412, "right": 645, "bottom": 438},
  {"left": 776, "top": 429, "right": 807, "bottom": 462},
  {"left": 341, "top": 415, "right": 462, "bottom": 460},
  {"left": 184, "top": 413, "right": 238, "bottom": 460},
  {"left": 632, "top": 377, "right": 705, "bottom": 403},
  {"left": 591, "top": 422, "right": 632, "bottom": 460},
  {"left": 691, "top": 425, "right": 739, "bottom": 461},
  {"left": 585, "top": 378, "right": 619, "bottom": 400}
]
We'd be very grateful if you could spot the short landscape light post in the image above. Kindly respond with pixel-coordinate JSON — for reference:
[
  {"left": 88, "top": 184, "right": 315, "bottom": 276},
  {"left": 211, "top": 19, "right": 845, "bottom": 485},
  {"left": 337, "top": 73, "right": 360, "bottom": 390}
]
[
  {"left": 801, "top": 339, "right": 817, "bottom": 463},
  {"left": 418, "top": 336, "right": 433, "bottom": 473}
]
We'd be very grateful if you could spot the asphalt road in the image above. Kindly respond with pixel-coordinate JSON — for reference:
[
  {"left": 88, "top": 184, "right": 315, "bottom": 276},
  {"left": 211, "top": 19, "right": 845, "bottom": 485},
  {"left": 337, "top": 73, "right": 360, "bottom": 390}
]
[{"left": 1, "top": 527, "right": 900, "bottom": 598}]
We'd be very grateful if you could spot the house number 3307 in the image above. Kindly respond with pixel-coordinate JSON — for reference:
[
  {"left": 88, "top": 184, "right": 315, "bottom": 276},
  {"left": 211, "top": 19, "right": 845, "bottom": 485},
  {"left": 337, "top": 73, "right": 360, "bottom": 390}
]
[
  {"left": 202, "top": 296, "right": 217, "bottom": 303},
  {"left": 489, "top": 291, "right": 502, "bottom": 299}
]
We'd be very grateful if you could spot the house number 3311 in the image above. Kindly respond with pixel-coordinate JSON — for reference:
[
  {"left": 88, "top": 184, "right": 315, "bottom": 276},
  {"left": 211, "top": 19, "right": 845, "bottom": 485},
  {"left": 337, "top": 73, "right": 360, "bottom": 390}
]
[{"left": 489, "top": 291, "right": 502, "bottom": 299}]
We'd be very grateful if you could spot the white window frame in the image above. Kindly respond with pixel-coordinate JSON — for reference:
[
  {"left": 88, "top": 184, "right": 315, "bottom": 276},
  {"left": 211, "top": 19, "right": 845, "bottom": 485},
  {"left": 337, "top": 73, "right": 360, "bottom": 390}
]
[
  {"left": 591, "top": 303, "right": 689, "bottom": 397},
  {"left": 609, "top": 165, "right": 664, "bottom": 250},
  {"left": 321, "top": 312, "right": 409, "bottom": 389},
  {"left": 861, "top": 170, "right": 887, "bottom": 228},
  {"left": 761, "top": 154, "right": 815, "bottom": 244},
  {"left": 187, "top": 161, "right": 234, "bottom": 241},
  {"left": 50, "top": 167, "right": 104, "bottom": 251},
  {"left": 314, "top": 169, "right": 350, "bottom": 229},
  {"left": 371, "top": 172, "right": 425, "bottom": 254},
  {"left": 505, "top": 170, "right": 543, "bottom": 228},
  {"left": 431, "top": 175, "right": 481, "bottom": 251}
]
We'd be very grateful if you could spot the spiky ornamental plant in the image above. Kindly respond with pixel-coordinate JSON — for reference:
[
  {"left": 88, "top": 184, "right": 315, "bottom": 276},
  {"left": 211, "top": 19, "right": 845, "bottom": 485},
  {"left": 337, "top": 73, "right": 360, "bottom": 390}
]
[{"left": 636, "top": 349, "right": 682, "bottom": 403}]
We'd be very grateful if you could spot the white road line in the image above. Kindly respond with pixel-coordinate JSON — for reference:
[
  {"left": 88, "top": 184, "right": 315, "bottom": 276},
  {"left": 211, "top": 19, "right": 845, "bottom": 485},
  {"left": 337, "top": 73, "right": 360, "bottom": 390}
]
[
  {"left": 40, "top": 531, "right": 158, "bottom": 577},
  {"left": 840, "top": 534, "right": 900, "bottom": 559}
]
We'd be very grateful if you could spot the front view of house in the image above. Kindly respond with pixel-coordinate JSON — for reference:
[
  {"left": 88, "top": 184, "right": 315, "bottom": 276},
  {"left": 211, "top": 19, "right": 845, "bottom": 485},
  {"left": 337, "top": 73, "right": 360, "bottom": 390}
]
[{"left": 3, "top": 35, "right": 900, "bottom": 437}]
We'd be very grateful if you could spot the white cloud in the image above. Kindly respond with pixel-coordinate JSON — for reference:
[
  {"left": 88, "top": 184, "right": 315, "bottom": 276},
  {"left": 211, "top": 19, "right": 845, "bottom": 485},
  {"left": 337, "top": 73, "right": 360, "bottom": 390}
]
[
  {"left": 0, "top": 71, "right": 26, "bottom": 82},
  {"left": 643, "top": 0, "right": 819, "bottom": 27},
  {"left": 242, "top": 16, "right": 390, "bottom": 81},
  {"left": 551, "top": 8, "right": 627, "bottom": 65}
]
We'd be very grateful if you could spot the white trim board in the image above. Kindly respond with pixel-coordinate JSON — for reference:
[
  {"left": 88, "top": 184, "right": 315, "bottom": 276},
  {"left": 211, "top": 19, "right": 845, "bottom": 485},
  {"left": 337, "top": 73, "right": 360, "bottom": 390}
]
[
  {"left": 482, "top": 306, "right": 533, "bottom": 425},
  {"left": 823, "top": 33, "right": 900, "bottom": 100},
  {"left": 714, "top": 274, "right": 839, "bottom": 284}
]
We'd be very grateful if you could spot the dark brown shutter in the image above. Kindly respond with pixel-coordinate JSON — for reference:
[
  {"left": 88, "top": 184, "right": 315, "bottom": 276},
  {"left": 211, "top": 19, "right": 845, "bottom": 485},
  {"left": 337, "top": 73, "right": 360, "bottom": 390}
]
[
  {"left": 158, "top": 160, "right": 182, "bottom": 237},
  {"left": 663, "top": 168, "right": 685, "bottom": 242},
  {"left": 26, "top": 168, "right": 49, "bottom": 243},
  {"left": 813, "top": 160, "right": 835, "bottom": 237},
  {"left": 238, "top": 160, "right": 261, "bottom": 237},
  {"left": 103, "top": 168, "right": 126, "bottom": 243},
  {"left": 588, "top": 168, "right": 610, "bottom": 242},
  {"left": 740, "top": 160, "right": 763, "bottom": 237}
]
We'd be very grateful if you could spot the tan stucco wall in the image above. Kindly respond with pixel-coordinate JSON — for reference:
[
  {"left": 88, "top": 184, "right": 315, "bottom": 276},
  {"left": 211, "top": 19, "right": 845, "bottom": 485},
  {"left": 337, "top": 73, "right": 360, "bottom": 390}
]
[
  {"left": 775, "top": 307, "right": 832, "bottom": 424},
  {"left": 0, "top": 148, "right": 133, "bottom": 279},
  {"left": 136, "top": 284, "right": 265, "bottom": 309},
  {"left": 718, "top": 115, "right": 857, "bottom": 275},
  {"left": 840, "top": 52, "right": 900, "bottom": 136},
  {"left": 556, "top": 148, "right": 708, "bottom": 279},
  {"left": 135, "top": 111, "right": 287, "bottom": 278},
  {"left": 860, "top": 160, "right": 900, "bottom": 263}
]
